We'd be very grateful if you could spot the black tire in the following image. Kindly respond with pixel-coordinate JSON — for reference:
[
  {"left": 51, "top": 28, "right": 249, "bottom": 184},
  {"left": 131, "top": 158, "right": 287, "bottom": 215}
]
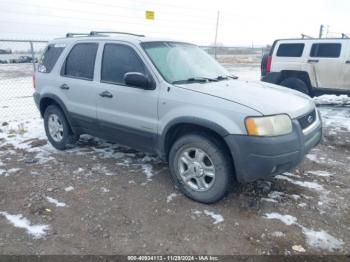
[
  {"left": 44, "top": 105, "right": 77, "bottom": 150},
  {"left": 280, "top": 77, "right": 309, "bottom": 95},
  {"left": 169, "top": 133, "right": 234, "bottom": 204}
]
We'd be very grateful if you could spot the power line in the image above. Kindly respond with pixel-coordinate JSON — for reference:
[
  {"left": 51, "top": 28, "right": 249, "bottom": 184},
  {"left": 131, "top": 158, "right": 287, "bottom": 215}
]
[
  {"left": 0, "top": 9, "right": 216, "bottom": 32},
  {"left": 6, "top": 0, "right": 217, "bottom": 22}
]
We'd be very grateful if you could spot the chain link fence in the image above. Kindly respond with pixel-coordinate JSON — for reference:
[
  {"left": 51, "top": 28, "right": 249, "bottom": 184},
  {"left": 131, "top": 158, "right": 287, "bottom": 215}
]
[
  {"left": 0, "top": 39, "right": 265, "bottom": 122},
  {"left": 0, "top": 39, "right": 48, "bottom": 122}
]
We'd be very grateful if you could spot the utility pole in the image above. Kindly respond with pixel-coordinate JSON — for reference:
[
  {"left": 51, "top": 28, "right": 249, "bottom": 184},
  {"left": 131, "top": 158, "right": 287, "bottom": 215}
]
[
  {"left": 319, "top": 24, "right": 324, "bottom": 38},
  {"left": 214, "top": 11, "right": 220, "bottom": 59}
]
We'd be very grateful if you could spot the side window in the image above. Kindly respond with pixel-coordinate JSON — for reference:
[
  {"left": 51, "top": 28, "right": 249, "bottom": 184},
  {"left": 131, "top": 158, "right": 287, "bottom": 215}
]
[
  {"left": 62, "top": 43, "right": 98, "bottom": 80},
  {"left": 310, "top": 43, "right": 341, "bottom": 58},
  {"left": 38, "top": 43, "right": 65, "bottom": 73},
  {"left": 101, "top": 44, "right": 146, "bottom": 85},
  {"left": 276, "top": 43, "right": 305, "bottom": 57}
]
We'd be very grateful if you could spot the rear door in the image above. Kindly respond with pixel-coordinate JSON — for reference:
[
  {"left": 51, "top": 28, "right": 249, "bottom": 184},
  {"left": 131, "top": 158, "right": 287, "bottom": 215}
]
[
  {"left": 59, "top": 42, "right": 99, "bottom": 131},
  {"left": 307, "top": 41, "right": 344, "bottom": 89},
  {"left": 96, "top": 42, "right": 159, "bottom": 152}
]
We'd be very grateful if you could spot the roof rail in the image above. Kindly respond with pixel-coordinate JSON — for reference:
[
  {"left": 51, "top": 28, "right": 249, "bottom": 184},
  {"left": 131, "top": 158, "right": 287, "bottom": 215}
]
[
  {"left": 301, "top": 34, "right": 313, "bottom": 39},
  {"left": 66, "top": 33, "right": 90, "bottom": 38},
  {"left": 341, "top": 33, "right": 349, "bottom": 39},
  {"left": 89, "top": 31, "right": 145, "bottom": 37}
]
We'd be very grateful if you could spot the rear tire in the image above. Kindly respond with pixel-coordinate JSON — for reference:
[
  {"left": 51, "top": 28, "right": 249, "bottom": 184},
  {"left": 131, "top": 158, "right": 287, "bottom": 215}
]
[
  {"left": 44, "top": 105, "right": 77, "bottom": 150},
  {"left": 280, "top": 77, "right": 309, "bottom": 95},
  {"left": 169, "top": 133, "right": 234, "bottom": 204}
]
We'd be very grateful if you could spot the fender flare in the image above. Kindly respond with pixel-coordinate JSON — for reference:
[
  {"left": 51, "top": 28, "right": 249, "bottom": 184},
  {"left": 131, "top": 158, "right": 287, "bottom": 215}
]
[
  {"left": 158, "top": 116, "right": 230, "bottom": 159},
  {"left": 39, "top": 94, "right": 76, "bottom": 132}
]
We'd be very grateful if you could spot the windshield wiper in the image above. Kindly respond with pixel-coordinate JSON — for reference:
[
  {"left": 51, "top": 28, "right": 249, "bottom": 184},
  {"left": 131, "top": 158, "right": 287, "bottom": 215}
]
[
  {"left": 216, "top": 75, "right": 239, "bottom": 81},
  {"left": 172, "top": 77, "right": 218, "bottom": 84}
]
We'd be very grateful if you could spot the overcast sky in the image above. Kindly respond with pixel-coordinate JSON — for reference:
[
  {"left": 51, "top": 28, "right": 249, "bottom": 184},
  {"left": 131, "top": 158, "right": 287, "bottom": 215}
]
[{"left": 0, "top": 0, "right": 349, "bottom": 46}]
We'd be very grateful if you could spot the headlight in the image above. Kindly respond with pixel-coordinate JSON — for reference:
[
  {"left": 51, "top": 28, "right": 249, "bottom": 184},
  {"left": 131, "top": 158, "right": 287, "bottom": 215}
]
[{"left": 245, "top": 114, "right": 292, "bottom": 136}]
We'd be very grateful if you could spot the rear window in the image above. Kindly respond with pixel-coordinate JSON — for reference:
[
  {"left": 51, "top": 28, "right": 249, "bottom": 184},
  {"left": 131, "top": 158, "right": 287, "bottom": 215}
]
[
  {"left": 62, "top": 43, "right": 98, "bottom": 80},
  {"left": 310, "top": 43, "right": 341, "bottom": 58},
  {"left": 276, "top": 43, "right": 305, "bottom": 57},
  {"left": 38, "top": 43, "right": 65, "bottom": 73}
]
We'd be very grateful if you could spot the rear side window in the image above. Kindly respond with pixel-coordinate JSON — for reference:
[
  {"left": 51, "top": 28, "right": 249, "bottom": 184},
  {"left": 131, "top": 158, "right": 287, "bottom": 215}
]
[
  {"left": 62, "top": 43, "right": 98, "bottom": 80},
  {"left": 38, "top": 43, "right": 65, "bottom": 73},
  {"left": 276, "top": 43, "right": 305, "bottom": 57},
  {"left": 310, "top": 43, "right": 341, "bottom": 58},
  {"left": 101, "top": 44, "right": 145, "bottom": 85}
]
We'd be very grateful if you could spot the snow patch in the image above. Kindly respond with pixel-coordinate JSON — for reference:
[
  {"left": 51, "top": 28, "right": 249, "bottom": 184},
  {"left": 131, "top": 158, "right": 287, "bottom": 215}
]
[
  {"left": 0, "top": 211, "right": 49, "bottom": 239},
  {"left": 261, "top": 198, "right": 278, "bottom": 203},
  {"left": 192, "top": 209, "right": 224, "bottom": 225},
  {"left": 314, "top": 95, "right": 350, "bottom": 106},
  {"left": 271, "top": 231, "right": 285, "bottom": 238},
  {"left": 264, "top": 213, "right": 297, "bottom": 226},
  {"left": 265, "top": 212, "right": 344, "bottom": 251},
  {"left": 7, "top": 168, "right": 21, "bottom": 174},
  {"left": 101, "top": 187, "right": 110, "bottom": 193},
  {"left": 166, "top": 193, "right": 178, "bottom": 203},
  {"left": 307, "top": 170, "right": 334, "bottom": 177},
  {"left": 302, "top": 227, "right": 344, "bottom": 251},
  {"left": 275, "top": 175, "right": 324, "bottom": 191},
  {"left": 64, "top": 186, "right": 74, "bottom": 192},
  {"left": 46, "top": 196, "right": 67, "bottom": 207},
  {"left": 0, "top": 169, "right": 9, "bottom": 177},
  {"left": 142, "top": 164, "right": 154, "bottom": 179}
]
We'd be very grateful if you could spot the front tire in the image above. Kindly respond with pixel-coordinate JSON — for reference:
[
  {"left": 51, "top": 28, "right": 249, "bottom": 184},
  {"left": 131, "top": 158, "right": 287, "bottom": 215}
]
[
  {"left": 280, "top": 77, "right": 309, "bottom": 95},
  {"left": 44, "top": 105, "right": 77, "bottom": 150},
  {"left": 169, "top": 133, "right": 233, "bottom": 204}
]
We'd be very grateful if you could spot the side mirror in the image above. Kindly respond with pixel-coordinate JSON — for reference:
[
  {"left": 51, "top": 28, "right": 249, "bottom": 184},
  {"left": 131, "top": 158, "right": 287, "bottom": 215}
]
[{"left": 124, "top": 72, "right": 153, "bottom": 90}]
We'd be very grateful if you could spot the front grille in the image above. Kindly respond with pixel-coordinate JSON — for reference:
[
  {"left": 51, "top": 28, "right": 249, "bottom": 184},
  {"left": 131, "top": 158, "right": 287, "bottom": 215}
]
[{"left": 298, "top": 109, "right": 317, "bottom": 130}]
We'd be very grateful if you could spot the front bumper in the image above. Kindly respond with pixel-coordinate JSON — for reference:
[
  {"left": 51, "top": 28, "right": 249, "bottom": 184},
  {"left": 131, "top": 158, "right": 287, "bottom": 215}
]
[{"left": 224, "top": 118, "right": 322, "bottom": 183}]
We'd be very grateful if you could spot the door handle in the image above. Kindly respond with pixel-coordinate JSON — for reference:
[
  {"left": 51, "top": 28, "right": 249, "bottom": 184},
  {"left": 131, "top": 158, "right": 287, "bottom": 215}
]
[
  {"left": 346, "top": 60, "right": 350, "bottom": 64},
  {"left": 308, "top": 59, "right": 319, "bottom": 63},
  {"left": 60, "top": 83, "right": 70, "bottom": 90},
  {"left": 99, "top": 91, "right": 113, "bottom": 98}
]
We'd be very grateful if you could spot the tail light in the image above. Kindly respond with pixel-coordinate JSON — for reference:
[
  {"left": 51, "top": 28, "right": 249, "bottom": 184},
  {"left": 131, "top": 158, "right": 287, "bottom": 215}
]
[
  {"left": 33, "top": 75, "right": 36, "bottom": 89},
  {"left": 266, "top": 56, "right": 272, "bottom": 73}
]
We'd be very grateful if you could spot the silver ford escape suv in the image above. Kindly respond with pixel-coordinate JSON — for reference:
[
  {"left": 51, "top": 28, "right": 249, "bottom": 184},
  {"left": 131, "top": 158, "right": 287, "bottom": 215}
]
[{"left": 33, "top": 31, "right": 322, "bottom": 204}]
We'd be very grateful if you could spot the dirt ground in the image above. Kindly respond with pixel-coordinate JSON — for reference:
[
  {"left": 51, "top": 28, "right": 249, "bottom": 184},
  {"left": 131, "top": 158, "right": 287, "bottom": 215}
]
[{"left": 0, "top": 104, "right": 349, "bottom": 255}]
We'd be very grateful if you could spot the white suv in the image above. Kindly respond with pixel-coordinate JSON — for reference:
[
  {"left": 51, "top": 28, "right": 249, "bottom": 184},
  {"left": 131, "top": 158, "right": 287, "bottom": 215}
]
[{"left": 261, "top": 38, "right": 350, "bottom": 96}]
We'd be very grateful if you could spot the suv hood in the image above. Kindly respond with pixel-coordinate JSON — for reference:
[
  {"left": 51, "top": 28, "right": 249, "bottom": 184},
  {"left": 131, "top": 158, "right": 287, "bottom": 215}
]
[{"left": 176, "top": 80, "right": 315, "bottom": 119}]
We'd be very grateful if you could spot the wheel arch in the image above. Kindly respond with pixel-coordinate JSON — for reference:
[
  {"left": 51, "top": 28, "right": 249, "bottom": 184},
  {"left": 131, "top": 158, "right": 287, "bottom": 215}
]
[
  {"left": 159, "top": 117, "right": 233, "bottom": 163},
  {"left": 279, "top": 70, "right": 314, "bottom": 91},
  {"left": 39, "top": 94, "right": 76, "bottom": 133}
]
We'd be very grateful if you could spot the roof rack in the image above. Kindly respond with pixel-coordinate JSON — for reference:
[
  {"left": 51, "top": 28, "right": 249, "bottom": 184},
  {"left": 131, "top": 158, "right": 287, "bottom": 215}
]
[
  {"left": 341, "top": 33, "right": 349, "bottom": 39},
  {"left": 66, "top": 33, "right": 90, "bottom": 38},
  {"left": 301, "top": 34, "right": 313, "bottom": 39},
  {"left": 89, "top": 31, "right": 145, "bottom": 37}
]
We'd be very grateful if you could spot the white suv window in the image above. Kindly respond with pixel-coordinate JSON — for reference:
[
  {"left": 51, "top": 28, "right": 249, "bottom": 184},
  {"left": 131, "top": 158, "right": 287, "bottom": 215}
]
[
  {"left": 276, "top": 43, "right": 304, "bottom": 57},
  {"left": 310, "top": 43, "right": 341, "bottom": 58}
]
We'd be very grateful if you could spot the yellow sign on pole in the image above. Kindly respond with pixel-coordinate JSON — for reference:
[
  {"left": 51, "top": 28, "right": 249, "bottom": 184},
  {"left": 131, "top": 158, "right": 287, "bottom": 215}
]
[{"left": 145, "top": 10, "right": 155, "bottom": 20}]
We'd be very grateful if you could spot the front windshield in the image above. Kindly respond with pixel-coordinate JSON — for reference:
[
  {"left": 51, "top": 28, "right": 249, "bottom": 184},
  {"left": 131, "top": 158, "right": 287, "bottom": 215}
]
[{"left": 141, "top": 41, "right": 230, "bottom": 84}]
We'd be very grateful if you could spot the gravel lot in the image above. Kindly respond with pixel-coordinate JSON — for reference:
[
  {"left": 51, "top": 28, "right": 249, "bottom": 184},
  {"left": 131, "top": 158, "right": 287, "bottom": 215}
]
[{"left": 0, "top": 63, "right": 349, "bottom": 255}]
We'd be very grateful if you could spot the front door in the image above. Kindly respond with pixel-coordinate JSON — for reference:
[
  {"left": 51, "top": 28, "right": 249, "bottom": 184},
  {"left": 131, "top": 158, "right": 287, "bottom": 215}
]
[
  {"left": 308, "top": 42, "right": 344, "bottom": 89},
  {"left": 96, "top": 42, "right": 159, "bottom": 152}
]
